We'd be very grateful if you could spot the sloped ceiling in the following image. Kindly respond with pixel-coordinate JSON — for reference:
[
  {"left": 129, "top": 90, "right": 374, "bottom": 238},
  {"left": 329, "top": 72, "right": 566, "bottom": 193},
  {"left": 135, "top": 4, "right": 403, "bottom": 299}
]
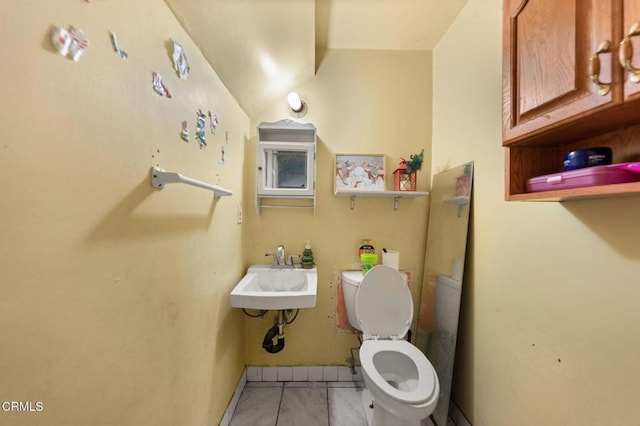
[{"left": 164, "top": 0, "right": 468, "bottom": 118}]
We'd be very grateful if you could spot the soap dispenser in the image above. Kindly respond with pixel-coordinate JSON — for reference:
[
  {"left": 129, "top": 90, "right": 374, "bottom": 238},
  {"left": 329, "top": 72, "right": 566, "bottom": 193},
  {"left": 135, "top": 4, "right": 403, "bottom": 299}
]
[{"left": 301, "top": 240, "right": 315, "bottom": 269}]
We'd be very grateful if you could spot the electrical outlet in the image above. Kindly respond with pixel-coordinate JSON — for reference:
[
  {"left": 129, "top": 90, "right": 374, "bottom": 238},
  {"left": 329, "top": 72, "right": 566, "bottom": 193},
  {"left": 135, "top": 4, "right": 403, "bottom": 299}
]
[{"left": 236, "top": 205, "right": 243, "bottom": 224}]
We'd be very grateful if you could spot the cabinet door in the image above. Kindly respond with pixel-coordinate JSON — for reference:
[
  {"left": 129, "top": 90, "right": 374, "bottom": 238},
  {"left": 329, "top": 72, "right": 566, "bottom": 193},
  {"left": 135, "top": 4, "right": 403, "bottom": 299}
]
[
  {"left": 622, "top": 0, "right": 640, "bottom": 100},
  {"left": 257, "top": 142, "right": 315, "bottom": 197},
  {"left": 503, "top": 0, "right": 617, "bottom": 144}
]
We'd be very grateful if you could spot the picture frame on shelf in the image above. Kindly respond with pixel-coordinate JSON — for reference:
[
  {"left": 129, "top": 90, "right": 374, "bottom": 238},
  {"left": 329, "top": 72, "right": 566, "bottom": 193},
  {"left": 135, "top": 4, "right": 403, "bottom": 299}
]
[{"left": 334, "top": 154, "right": 386, "bottom": 192}]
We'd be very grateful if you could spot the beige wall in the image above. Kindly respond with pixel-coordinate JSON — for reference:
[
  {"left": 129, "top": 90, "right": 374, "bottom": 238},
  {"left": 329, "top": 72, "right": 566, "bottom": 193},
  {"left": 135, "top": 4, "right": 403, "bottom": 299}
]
[
  {"left": 244, "top": 49, "right": 433, "bottom": 365},
  {"left": 0, "top": 1, "right": 248, "bottom": 425},
  {"left": 434, "top": 0, "right": 640, "bottom": 424},
  {"left": 10, "top": 0, "right": 637, "bottom": 424}
]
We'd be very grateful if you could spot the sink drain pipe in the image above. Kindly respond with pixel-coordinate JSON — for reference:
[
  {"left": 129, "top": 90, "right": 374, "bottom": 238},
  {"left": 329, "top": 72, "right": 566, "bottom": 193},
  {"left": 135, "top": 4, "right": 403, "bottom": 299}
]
[{"left": 262, "top": 311, "right": 285, "bottom": 353}]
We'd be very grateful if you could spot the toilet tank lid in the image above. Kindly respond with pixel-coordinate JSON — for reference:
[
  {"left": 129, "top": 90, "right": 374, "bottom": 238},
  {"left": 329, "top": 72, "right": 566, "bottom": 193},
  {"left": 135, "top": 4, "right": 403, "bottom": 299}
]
[{"left": 342, "top": 270, "right": 364, "bottom": 287}]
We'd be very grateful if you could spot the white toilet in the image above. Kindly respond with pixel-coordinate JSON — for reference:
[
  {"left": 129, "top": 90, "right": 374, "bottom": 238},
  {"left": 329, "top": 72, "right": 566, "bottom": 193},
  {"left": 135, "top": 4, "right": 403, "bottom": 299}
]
[{"left": 342, "top": 266, "right": 439, "bottom": 426}]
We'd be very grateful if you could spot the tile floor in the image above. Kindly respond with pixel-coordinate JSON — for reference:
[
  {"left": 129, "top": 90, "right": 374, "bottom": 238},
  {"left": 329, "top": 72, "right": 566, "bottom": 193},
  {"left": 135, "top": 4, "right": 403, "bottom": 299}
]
[
  {"left": 229, "top": 381, "right": 454, "bottom": 426},
  {"left": 229, "top": 381, "right": 366, "bottom": 426}
]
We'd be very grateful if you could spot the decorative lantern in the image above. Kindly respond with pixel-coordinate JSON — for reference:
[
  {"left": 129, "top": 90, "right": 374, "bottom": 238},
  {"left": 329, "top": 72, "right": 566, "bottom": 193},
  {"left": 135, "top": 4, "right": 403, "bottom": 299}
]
[{"left": 393, "top": 161, "right": 417, "bottom": 191}]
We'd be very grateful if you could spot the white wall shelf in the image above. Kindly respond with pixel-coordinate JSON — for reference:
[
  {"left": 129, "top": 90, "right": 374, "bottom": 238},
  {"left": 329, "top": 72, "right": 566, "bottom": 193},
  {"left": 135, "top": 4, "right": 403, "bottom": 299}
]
[{"left": 334, "top": 190, "right": 429, "bottom": 210}]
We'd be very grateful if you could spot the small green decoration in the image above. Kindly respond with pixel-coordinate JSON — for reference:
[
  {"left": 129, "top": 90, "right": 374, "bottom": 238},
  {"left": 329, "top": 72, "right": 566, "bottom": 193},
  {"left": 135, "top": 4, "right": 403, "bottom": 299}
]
[
  {"left": 301, "top": 240, "right": 314, "bottom": 269},
  {"left": 195, "top": 109, "right": 207, "bottom": 148},
  {"left": 405, "top": 149, "right": 424, "bottom": 173}
]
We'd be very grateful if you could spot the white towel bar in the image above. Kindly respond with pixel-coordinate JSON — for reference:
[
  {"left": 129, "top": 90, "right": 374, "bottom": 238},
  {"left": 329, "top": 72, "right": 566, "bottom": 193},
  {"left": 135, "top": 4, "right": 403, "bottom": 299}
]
[{"left": 150, "top": 166, "right": 233, "bottom": 199}]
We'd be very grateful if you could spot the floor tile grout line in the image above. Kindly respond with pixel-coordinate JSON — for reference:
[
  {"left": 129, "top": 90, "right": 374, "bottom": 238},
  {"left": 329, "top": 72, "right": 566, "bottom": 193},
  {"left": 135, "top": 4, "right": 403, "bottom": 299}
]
[
  {"left": 274, "top": 384, "right": 284, "bottom": 426},
  {"left": 326, "top": 383, "right": 331, "bottom": 426}
]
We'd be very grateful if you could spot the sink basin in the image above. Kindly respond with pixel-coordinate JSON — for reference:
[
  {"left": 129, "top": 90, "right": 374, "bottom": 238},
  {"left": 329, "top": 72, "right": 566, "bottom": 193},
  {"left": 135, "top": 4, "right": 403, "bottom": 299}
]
[{"left": 229, "top": 265, "right": 317, "bottom": 310}]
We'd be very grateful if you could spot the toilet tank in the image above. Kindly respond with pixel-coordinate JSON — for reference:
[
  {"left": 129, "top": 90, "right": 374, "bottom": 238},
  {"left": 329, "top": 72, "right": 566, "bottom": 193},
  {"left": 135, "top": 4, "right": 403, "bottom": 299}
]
[
  {"left": 341, "top": 271, "right": 364, "bottom": 330},
  {"left": 434, "top": 275, "right": 462, "bottom": 334}
]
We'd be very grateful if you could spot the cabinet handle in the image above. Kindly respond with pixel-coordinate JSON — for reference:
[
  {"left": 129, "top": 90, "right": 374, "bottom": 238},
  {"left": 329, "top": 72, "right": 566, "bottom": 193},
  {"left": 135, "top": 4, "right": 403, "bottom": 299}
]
[
  {"left": 589, "top": 40, "right": 611, "bottom": 95},
  {"left": 619, "top": 22, "right": 640, "bottom": 83}
]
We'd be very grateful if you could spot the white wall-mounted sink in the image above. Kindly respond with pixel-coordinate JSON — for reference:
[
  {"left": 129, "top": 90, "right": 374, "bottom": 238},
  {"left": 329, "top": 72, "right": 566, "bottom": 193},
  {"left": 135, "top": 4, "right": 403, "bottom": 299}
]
[{"left": 229, "top": 265, "right": 317, "bottom": 310}]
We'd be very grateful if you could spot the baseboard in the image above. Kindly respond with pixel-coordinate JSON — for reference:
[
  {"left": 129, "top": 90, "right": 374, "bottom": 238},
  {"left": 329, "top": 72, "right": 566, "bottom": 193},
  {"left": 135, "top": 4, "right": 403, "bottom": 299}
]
[
  {"left": 246, "top": 365, "right": 362, "bottom": 382},
  {"left": 218, "top": 369, "right": 247, "bottom": 426},
  {"left": 448, "top": 398, "right": 472, "bottom": 426}
]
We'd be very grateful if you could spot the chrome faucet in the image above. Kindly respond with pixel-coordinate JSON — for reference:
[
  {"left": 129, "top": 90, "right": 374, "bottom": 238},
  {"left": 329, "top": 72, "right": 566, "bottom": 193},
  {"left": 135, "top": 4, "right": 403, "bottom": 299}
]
[
  {"left": 277, "top": 244, "right": 285, "bottom": 266},
  {"left": 265, "top": 244, "right": 298, "bottom": 268}
]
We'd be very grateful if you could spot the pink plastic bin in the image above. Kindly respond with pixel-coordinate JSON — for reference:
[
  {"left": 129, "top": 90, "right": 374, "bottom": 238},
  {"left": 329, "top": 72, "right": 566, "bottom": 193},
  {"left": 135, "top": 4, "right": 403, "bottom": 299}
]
[{"left": 526, "top": 163, "right": 640, "bottom": 193}]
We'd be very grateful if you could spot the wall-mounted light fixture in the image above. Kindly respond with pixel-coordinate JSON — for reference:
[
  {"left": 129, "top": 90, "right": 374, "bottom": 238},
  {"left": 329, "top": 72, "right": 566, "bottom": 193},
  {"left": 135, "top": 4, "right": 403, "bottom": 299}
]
[{"left": 287, "top": 92, "right": 307, "bottom": 118}]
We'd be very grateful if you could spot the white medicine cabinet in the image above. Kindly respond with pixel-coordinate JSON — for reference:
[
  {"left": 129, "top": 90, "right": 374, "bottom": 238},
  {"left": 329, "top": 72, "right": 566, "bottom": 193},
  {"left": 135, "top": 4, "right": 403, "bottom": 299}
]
[{"left": 256, "top": 120, "right": 317, "bottom": 214}]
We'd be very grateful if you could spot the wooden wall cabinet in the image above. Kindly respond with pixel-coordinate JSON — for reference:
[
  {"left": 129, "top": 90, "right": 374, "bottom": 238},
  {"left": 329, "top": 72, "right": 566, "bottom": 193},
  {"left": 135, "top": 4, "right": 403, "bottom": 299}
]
[{"left": 503, "top": 0, "right": 640, "bottom": 201}]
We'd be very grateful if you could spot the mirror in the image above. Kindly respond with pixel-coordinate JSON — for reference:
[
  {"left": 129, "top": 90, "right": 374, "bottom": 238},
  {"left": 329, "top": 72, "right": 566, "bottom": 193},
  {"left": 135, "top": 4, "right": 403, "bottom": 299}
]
[{"left": 415, "top": 162, "right": 473, "bottom": 425}]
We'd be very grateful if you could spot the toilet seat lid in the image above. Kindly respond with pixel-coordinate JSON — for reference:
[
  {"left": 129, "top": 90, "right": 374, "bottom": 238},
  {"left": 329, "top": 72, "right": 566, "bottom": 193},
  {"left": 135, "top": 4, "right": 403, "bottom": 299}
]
[{"left": 355, "top": 265, "right": 413, "bottom": 338}]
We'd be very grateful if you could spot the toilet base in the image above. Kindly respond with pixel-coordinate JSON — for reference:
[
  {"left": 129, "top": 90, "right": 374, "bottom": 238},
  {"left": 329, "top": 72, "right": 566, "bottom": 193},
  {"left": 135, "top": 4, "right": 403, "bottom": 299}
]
[
  {"left": 361, "top": 388, "right": 425, "bottom": 426},
  {"left": 361, "top": 389, "right": 374, "bottom": 425}
]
